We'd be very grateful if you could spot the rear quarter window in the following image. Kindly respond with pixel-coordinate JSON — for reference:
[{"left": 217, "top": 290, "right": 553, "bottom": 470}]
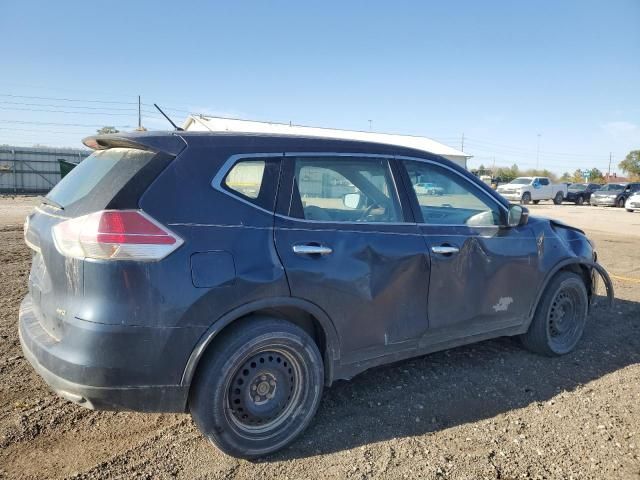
[{"left": 219, "top": 157, "right": 281, "bottom": 212}]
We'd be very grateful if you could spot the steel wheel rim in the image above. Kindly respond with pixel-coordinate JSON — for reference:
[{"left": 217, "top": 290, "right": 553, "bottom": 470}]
[
  {"left": 547, "top": 286, "right": 584, "bottom": 350},
  {"left": 224, "top": 347, "right": 304, "bottom": 436}
]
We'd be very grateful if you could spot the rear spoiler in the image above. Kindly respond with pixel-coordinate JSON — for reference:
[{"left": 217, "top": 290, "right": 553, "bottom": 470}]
[{"left": 82, "top": 133, "right": 187, "bottom": 156}]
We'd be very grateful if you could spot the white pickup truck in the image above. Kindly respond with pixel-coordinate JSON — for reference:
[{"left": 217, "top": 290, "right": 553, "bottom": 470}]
[{"left": 496, "top": 177, "right": 568, "bottom": 205}]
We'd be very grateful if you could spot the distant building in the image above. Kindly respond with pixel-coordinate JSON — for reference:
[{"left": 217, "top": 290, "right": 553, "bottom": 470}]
[
  {"left": 603, "top": 173, "right": 629, "bottom": 183},
  {"left": 183, "top": 115, "right": 472, "bottom": 169}
]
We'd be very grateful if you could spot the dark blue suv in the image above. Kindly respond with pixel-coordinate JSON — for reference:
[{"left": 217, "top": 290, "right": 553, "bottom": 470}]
[{"left": 19, "top": 132, "right": 613, "bottom": 458}]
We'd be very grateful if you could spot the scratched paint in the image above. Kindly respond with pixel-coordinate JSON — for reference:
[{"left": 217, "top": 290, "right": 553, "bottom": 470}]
[{"left": 492, "top": 297, "right": 514, "bottom": 312}]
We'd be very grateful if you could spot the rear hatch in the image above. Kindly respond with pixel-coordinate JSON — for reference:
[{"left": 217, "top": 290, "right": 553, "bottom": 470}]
[{"left": 24, "top": 145, "right": 172, "bottom": 340}]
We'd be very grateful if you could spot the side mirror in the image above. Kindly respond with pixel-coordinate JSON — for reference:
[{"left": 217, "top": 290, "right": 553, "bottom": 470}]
[
  {"left": 507, "top": 204, "right": 529, "bottom": 227},
  {"left": 343, "top": 192, "right": 361, "bottom": 209}
]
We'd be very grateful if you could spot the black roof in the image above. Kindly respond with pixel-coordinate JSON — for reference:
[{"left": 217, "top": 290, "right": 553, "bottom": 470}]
[{"left": 83, "top": 130, "right": 450, "bottom": 164}]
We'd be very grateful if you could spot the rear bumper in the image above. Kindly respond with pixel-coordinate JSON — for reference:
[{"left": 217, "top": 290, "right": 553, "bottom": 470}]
[{"left": 19, "top": 295, "right": 197, "bottom": 412}]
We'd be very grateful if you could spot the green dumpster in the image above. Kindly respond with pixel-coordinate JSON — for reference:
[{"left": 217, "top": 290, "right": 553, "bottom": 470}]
[{"left": 58, "top": 159, "right": 78, "bottom": 179}]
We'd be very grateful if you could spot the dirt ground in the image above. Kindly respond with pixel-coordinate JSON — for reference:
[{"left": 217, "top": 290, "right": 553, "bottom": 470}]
[{"left": 0, "top": 196, "right": 638, "bottom": 479}]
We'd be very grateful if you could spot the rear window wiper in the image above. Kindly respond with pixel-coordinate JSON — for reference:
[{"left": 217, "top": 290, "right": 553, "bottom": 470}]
[{"left": 38, "top": 196, "right": 64, "bottom": 210}]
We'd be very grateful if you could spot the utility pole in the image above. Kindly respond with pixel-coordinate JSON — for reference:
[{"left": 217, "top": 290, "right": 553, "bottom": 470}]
[
  {"left": 368, "top": 120, "right": 372, "bottom": 131},
  {"left": 536, "top": 133, "right": 541, "bottom": 169},
  {"left": 608, "top": 152, "right": 612, "bottom": 178},
  {"left": 138, "top": 95, "right": 142, "bottom": 130},
  {"left": 461, "top": 132, "right": 465, "bottom": 152}
]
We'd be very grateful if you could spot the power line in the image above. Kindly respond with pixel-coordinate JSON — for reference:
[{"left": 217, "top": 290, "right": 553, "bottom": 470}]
[
  {"left": 462, "top": 136, "right": 612, "bottom": 158},
  {"left": 0, "top": 93, "right": 137, "bottom": 105},
  {"left": 0, "top": 106, "right": 136, "bottom": 116},
  {"left": 0, "top": 119, "right": 133, "bottom": 128},
  {"left": 0, "top": 126, "right": 88, "bottom": 133},
  {"left": 0, "top": 100, "right": 138, "bottom": 111}
]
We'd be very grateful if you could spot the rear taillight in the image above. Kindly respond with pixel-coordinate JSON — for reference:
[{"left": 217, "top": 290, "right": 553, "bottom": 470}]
[{"left": 52, "top": 210, "right": 183, "bottom": 261}]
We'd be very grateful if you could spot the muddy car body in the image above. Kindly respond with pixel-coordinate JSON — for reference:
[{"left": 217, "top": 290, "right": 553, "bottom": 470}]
[{"left": 19, "top": 132, "right": 613, "bottom": 458}]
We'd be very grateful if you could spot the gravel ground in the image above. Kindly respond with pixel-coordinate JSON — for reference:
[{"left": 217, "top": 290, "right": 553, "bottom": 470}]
[{"left": 0, "top": 197, "right": 638, "bottom": 479}]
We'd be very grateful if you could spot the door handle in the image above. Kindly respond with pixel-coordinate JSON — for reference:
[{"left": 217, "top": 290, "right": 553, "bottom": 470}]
[
  {"left": 431, "top": 245, "right": 459, "bottom": 255},
  {"left": 292, "top": 244, "right": 333, "bottom": 256}
]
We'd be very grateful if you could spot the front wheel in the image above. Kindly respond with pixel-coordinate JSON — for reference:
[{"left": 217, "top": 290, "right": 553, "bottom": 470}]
[
  {"left": 627, "top": 208, "right": 634, "bottom": 213},
  {"left": 617, "top": 197, "right": 626, "bottom": 208},
  {"left": 521, "top": 192, "right": 531, "bottom": 205},
  {"left": 553, "top": 192, "right": 564, "bottom": 205},
  {"left": 532, "top": 200, "right": 540, "bottom": 205},
  {"left": 190, "top": 317, "right": 324, "bottom": 458},
  {"left": 520, "top": 272, "right": 588, "bottom": 356}
]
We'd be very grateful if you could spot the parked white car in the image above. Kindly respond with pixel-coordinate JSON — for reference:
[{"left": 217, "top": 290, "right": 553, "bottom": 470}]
[
  {"left": 626, "top": 191, "right": 640, "bottom": 212},
  {"left": 414, "top": 182, "right": 444, "bottom": 195},
  {"left": 496, "top": 177, "right": 568, "bottom": 205}
]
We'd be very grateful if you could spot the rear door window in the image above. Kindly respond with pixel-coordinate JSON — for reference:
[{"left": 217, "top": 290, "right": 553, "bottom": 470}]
[{"left": 289, "top": 157, "right": 401, "bottom": 223}]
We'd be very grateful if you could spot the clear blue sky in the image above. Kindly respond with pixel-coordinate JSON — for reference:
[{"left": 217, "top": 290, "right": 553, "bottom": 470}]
[{"left": 1, "top": 0, "right": 638, "bottom": 175}]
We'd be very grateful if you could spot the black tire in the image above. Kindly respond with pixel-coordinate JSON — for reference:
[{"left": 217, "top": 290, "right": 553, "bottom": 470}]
[
  {"left": 627, "top": 208, "right": 634, "bottom": 213},
  {"left": 617, "top": 197, "right": 625, "bottom": 208},
  {"left": 553, "top": 192, "right": 564, "bottom": 205},
  {"left": 532, "top": 200, "right": 540, "bottom": 205},
  {"left": 521, "top": 192, "right": 531, "bottom": 205},
  {"left": 575, "top": 195, "right": 584, "bottom": 206},
  {"left": 190, "top": 316, "right": 324, "bottom": 458},
  {"left": 519, "top": 272, "right": 588, "bottom": 356}
]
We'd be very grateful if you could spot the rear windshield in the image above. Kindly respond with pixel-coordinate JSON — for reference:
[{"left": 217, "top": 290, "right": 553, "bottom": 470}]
[{"left": 46, "top": 148, "right": 155, "bottom": 213}]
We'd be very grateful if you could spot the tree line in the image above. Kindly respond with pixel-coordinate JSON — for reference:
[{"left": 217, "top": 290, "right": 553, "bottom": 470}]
[{"left": 475, "top": 150, "right": 640, "bottom": 183}]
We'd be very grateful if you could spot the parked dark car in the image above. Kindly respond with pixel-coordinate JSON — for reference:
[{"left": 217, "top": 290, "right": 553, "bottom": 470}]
[
  {"left": 564, "top": 183, "right": 602, "bottom": 205},
  {"left": 591, "top": 183, "right": 640, "bottom": 207},
  {"left": 619, "top": 182, "right": 640, "bottom": 207},
  {"left": 19, "top": 132, "right": 613, "bottom": 458}
]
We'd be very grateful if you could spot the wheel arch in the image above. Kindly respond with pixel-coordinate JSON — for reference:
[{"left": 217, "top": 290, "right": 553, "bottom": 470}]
[
  {"left": 181, "top": 297, "right": 341, "bottom": 388},
  {"left": 526, "top": 258, "right": 614, "bottom": 327}
]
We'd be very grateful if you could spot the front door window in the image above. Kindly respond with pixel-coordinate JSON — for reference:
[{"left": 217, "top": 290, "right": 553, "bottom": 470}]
[{"left": 403, "top": 160, "right": 502, "bottom": 226}]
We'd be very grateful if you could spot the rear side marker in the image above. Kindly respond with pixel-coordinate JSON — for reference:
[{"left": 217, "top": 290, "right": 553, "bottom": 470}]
[{"left": 52, "top": 210, "right": 183, "bottom": 261}]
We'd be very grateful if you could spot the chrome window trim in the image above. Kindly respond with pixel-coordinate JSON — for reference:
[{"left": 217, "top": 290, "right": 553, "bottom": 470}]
[
  {"left": 212, "top": 151, "right": 508, "bottom": 227},
  {"left": 210, "top": 153, "right": 284, "bottom": 216}
]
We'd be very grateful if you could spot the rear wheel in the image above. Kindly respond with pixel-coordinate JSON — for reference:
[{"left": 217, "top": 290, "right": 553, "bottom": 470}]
[
  {"left": 575, "top": 195, "right": 584, "bottom": 206},
  {"left": 553, "top": 192, "right": 564, "bottom": 205},
  {"left": 521, "top": 192, "right": 531, "bottom": 205},
  {"left": 190, "top": 317, "right": 324, "bottom": 458},
  {"left": 520, "top": 272, "right": 588, "bottom": 356},
  {"left": 617, "top": 197, "right": 626, "bottom": 208}
]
